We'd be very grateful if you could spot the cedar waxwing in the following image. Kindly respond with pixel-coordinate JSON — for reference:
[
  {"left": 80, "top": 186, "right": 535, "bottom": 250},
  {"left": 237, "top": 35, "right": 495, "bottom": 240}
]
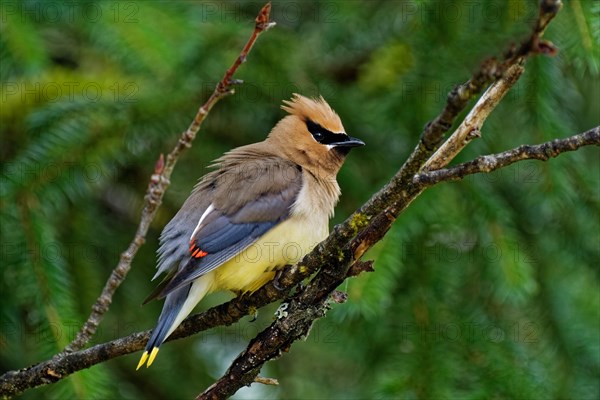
[{"left": 137, "top": 94, "right": 364, "bottom": 369}]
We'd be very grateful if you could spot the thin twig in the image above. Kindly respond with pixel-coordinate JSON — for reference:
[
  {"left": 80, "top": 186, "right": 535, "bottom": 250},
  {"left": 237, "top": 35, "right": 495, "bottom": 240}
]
[
  {"left": 416, "top": 127, "right": 600, "bottom": 185},
  {"left": 253, "top": 376, "right": 279, "bottom": 386},
  {"left": 423, "top": 0, "right": 563, "bottom": 171},
  {"left": 424, "top": 63, "right": 525, "bottom": 170},
  {"left": 62, "top": 0, "right": 275, "bottom": 355}
]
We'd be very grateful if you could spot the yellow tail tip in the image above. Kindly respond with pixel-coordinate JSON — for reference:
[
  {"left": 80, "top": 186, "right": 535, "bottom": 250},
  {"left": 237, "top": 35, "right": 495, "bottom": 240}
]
[
  {"left": 147, "top": 347, "right": 160, "bottom": 367},
  {"left": 136, "top": 347, "right": 160, "bottom": 370},
  {"left": 136, "top": 351, "right": 149, "bottom": 370}
]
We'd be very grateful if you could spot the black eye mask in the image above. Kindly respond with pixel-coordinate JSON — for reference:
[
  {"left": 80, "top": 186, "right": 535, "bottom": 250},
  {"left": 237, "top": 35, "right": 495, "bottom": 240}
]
[{"left": 305, "top": 119, "right": 349, "bottom": 145}]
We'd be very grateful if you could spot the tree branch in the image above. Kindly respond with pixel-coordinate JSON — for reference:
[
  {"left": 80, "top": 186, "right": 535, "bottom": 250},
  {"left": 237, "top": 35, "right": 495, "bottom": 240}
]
[
  {"left": 424, "top": 0, "right": 562, "bottom": 171},
  {"left": 62, "top": 3, "right": 275, "bottom": 354},
  {"left": 415, "top": 127, "right": 600, "bottom": 185},
  {"left": 424, "top": 62, "right": 525, "bottom": 170}
]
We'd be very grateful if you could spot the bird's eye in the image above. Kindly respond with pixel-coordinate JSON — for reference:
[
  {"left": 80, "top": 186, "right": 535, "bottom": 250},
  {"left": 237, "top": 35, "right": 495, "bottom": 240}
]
[{"left": 306, "top": 119, "right": 325, "bottom": 142}]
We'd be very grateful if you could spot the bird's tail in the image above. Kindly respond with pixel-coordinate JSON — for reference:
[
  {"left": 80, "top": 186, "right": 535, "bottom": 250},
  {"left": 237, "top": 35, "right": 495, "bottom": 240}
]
[{"left": 137, "top": 276, "right": 213, "bottom": 369}]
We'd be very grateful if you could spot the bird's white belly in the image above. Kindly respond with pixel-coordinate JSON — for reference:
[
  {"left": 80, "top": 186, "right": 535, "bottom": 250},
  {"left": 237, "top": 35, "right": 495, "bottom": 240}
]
[{"left": 213, "top": 213, "right": 328, "bottom": 293}]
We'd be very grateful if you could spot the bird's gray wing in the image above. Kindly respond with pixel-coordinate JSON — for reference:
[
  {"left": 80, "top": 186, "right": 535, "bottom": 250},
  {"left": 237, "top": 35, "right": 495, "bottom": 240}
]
[{"left": 152, "top": 157, "right": 303, "bottom": 299}]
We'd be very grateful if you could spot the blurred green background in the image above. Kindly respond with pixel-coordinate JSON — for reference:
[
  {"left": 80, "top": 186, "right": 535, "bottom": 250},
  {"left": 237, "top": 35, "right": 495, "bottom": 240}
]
[{"left": 1, "top": 0, "right": 599, "bottom": 399}]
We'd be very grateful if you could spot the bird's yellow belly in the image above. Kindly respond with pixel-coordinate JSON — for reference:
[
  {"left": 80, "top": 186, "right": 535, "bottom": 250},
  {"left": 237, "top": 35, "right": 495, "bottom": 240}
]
[{"left": 213, "top": 216, "right": 328, "bottom": 293}]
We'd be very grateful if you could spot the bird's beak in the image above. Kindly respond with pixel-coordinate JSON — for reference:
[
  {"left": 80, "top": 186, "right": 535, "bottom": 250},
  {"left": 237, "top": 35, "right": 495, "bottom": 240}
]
[{"left": 330, "top": 135, "right": 365, "bottom": 148}]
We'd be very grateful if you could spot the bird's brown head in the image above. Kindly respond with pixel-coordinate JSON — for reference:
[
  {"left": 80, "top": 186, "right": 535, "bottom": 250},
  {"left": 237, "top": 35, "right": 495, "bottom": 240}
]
[{"left": 267, "top": 94, "right": 364, "bottom": 177}]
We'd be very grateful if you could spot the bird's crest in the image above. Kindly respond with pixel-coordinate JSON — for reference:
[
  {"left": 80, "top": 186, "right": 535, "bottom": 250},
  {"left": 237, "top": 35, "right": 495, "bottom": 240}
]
[{"left": 281, "top": 94, "right": 345, "bottom": 133}]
